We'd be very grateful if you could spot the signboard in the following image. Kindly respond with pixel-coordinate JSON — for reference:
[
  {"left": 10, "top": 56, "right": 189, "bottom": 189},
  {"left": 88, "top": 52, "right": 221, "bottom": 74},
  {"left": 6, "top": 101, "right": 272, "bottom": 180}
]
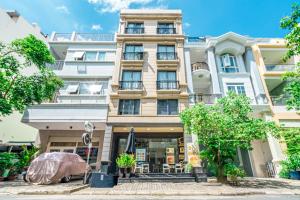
[
  {"left": 166, "top": 148, "right": 175, "bottom": 164},
  {"left": 136, "top": 148, "right": 146, "bottom": 162},
  {"left": 187, "top": 143, "right": 200, "bottom": 167}
]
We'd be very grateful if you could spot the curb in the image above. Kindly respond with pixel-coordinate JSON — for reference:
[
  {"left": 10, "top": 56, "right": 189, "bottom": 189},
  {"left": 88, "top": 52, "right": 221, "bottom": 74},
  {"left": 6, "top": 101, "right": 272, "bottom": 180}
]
[{"left": 17, "top": 185, "right": 88, "bottom": 195}]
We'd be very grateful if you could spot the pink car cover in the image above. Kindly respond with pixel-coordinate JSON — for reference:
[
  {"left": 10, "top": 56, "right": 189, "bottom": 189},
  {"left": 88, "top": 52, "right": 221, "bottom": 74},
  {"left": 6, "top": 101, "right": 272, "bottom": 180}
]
[{"left": 26, "top": 152, "right": 89, "bottom": 185}]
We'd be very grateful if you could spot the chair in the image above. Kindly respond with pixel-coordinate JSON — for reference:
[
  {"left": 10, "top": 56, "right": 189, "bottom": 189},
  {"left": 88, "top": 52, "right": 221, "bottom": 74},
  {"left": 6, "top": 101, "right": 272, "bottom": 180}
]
[
  {"left": 163, "top": 164, "right": 170, "bottom": 173},
  {"left": 175, "top": 163, "right": 183, "bottom": 173},
  {"left": 143, "top": 163, "right": 150, "bottom": 173},
  {"left": 135, "top": 163, "right": 143, "bottom": 174}
]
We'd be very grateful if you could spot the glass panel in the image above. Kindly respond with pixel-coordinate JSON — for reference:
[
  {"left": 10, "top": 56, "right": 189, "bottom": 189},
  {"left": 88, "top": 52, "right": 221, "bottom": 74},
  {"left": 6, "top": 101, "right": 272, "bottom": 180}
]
[
  {"left": 134, "top": 100, "right": 140, "bottom": 114},
  {"left": 237, "top": 86, "right": 246, "bottom": 95},
  {"left": 98, "top": 52, "right": 106, "bottom": 61},
  {"left": 79, "top": 83, "right": 91, "bottom": 94},
  {"left": 119, "top": 99, "right": 140, "bottom": 115},
  {"left": 158, "top": 100, "right": 168, "bottom": 115},
  {"left": 168, "top": 100, "right": 178, "bottom": 115},
  {"left": 85, "top": 52, "right": 97, "bottom": 61}
]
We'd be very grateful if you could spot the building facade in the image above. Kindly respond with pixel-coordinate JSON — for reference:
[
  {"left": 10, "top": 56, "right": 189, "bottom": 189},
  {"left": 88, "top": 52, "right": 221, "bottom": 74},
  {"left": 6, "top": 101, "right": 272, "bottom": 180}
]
[
  {"left": 0, "top": 9, "right": 47, "bottom": 145},
  {"left": 106, "top": 9, "right": 190, "bottom": 173},
  {"left": 22, "top": 32, "right": 116, "bottom": 169}
]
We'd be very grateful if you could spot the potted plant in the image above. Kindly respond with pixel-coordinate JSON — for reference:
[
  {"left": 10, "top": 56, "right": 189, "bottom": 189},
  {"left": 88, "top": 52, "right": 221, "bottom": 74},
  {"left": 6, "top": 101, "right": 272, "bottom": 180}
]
[
  {"left": 0, "top": 152, "right": 19, "bottom": 181},
  {"left": 225, "top": 163, "right": 246, "bottom": 185},
  {"left": 116, "top": 153, "right": 136, "bottom": 178},
  {"left": 280, "top": 154, "right": 300, "bottom": 180}
]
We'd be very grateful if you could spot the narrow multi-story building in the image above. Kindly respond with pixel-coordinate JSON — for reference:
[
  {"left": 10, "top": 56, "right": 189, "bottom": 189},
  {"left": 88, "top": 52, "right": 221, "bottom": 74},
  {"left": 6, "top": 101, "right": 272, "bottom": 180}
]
[
  {"left": 184, "top": 32, "right": 286, "bottom": 177},
  {"left": 22, "top": 32, "right": 116, "bottom": 169},
  {"left": 106, "top": 9, "right": 189, "bottom": 173}
]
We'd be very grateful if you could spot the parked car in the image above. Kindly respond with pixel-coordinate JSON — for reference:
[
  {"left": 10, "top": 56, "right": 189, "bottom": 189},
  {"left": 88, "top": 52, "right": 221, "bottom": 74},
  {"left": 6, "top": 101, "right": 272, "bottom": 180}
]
[{"left": 25, "top": 152, "right": 90, "bottom": 184}]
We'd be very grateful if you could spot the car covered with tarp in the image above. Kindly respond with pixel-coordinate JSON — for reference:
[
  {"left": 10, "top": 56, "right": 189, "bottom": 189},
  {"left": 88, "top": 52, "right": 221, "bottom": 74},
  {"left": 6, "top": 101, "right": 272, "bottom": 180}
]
[{"left": 25, "top": 152, "right": 89, "bottom": 185}]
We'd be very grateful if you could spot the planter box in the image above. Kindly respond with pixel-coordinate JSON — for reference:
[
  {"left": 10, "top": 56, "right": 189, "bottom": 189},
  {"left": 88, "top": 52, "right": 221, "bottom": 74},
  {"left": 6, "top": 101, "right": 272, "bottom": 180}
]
[
  {"left": 89, "top": 172, "right": 117, "bottom": 188},
  {"left": 290, "top": 171, "right": 300, "bottom": 180}
]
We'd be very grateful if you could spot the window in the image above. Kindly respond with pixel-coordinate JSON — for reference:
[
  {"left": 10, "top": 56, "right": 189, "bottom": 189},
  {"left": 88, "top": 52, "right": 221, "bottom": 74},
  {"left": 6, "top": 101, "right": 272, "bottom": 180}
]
[
  {"left": 157, "top": 71, "right": 177, "bottom": 89},
  {"left": 220, "top": 54, "right": 239, "bottom": 73},
  {"left": 118, "top": 99, "right": 140, "bottom": 115},
  {"left": 157, "top": 45, "right": 176, "bottom": 60},
  {"left": 126, "top": 22, "right": 144, "bottom": 34},
  {"left": 61, "top": 82, "right": 104, "bottom": 95},
  {"left": 120, "top": 71, "right": 142, "bottom": 89},
  {"left": 98, "top": 52, "right": 106, "bottom": 61},
  {"left": 73, "top": 51, "right": 85, "bottom": 61},
  {"left": 227, "top": 83, "right": 246, "bottom": 95},
  {"left": 124, "top": 44, "right": 143, "bottom": 60},
  {"left": 79, "top": 83, "right": 103, "bottom": 95},
  {"left": 85, "top": 51, "right": 97, "bottom": 61},
  {"left": 66, "top": 84, "right": 79, "bottom": 94},
  {"left": 157, "top": 99, "right": 178, "bottom": 115},
  {"left": 157, "top": 23, "right": 175, "bottom": 34}
]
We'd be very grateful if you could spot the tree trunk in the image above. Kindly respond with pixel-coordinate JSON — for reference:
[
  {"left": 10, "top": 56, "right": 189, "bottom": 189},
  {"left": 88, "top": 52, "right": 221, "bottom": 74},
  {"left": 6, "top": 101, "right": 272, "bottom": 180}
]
[{"left": 216, "top": 165, "right": 227, "bottom": 183}]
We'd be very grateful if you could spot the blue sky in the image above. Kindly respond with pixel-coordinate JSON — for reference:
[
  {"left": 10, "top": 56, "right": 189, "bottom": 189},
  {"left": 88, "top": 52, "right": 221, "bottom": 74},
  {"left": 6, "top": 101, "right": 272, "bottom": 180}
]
[{"left": 0, "top": 0, "right": 296, "bottom": 38}]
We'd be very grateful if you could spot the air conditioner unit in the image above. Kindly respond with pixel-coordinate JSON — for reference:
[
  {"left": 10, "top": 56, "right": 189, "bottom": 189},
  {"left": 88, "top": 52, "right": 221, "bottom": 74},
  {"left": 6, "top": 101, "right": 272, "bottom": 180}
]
[{"left": 222, "top": 54, "right": 231, "bottom": 67}]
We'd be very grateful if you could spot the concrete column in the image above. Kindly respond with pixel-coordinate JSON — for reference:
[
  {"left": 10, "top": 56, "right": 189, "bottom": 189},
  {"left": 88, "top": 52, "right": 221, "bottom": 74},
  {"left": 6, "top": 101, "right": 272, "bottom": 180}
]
[
  {"left": 264, "top": 115, "right": 286, "bottom": 177},
  {"left": 207, "top": 48, "right": 221, "bottom": 95},
  {"left": 246, "top": 47, "right": 267, "bottom": 104},
  {"left": 100, "top": 125, "right": 113, "bottom": 173},
  {"left": 184, "top": 48, "right": 194, "bottom": 94},
  {"left": 236, "top": 55, "right": 246, "bottom": 72}
]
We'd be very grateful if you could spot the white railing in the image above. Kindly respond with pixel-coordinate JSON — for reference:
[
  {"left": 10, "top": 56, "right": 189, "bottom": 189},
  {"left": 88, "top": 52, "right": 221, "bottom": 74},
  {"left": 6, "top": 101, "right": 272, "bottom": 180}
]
[
  {"left": 265, "top": 64, "right": 295, "bottom": 72},
  {"left": 46, "top": 60, "right": 64, "bottom": 70},
  {"left": 51, "top": 32, "right": 115, "bottom": 42},
  {"left": 52, "top": 33, "right": 72, "bottom": 41}
]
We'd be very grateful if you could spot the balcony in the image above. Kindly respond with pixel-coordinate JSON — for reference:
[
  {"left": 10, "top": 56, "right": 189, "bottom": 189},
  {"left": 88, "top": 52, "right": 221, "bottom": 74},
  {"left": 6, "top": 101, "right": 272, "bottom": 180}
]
[
  {"left": 270, "top": 96, "right": 288, "bottom": 106},
  {"left": 157, "top": 28, "right": 176, "bottom": 34},
  {"left": 156, "top": 80, "right": 179, "bottom": 90},
  {"left": 156, "top": 52, "right": 179, "bottom": 67},
  {"left": 189, "top": 94, "right": 221, "bottom": 104},
  {"left": 51, "top": 32, "right": 114, "bottom": 42},
  {"left": 125, "top": 27, "right": 144, "bottom": 34},
  {"left": 46, "top": 60, "right": 64, "bottom": 71},
  {"left": 192, "top": 62, "right": 211, "bottom": 88},
  {"left": 265, "top": 64, "right": 295, "bottom": 72},
  {"left": 119, "top": 81, "right": 143, "bottom": 91},
  {"left": 185, "top": 36, "right": 206, "bottom": 47},
  {"left": 121, "top": 52, "right": 144, "bottom": 67}
]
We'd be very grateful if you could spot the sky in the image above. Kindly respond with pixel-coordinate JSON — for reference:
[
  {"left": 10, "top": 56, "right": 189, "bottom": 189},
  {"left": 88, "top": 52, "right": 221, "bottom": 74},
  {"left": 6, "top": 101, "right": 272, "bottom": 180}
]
[{"left": 0, "top": 0, "right": 297, "bottom": 38}]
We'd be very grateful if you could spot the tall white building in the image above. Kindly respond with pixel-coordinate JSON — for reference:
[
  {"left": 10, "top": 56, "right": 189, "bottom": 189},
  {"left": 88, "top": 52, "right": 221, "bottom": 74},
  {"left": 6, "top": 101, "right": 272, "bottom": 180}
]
[
  {"left": 22, "top": 32, "right": 116, "bottom": 169},
  {"left": 0, "top": 9, "right": 47, "bottom": 145}
]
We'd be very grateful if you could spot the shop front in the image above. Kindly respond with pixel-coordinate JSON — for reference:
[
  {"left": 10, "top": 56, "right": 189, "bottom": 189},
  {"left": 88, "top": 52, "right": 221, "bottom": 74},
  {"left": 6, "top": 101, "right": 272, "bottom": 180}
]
[{"left": 111, "top": 131, "right": 185, "bottom": 173}]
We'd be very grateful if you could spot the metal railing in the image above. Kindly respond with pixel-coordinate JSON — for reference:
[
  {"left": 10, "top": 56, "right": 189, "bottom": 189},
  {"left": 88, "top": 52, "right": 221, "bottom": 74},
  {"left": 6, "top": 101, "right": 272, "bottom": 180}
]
[
  {"left": 189, "top": 94, "right": 222, "bottom": 104},
  {"left": 119, "top": 81, "right": 143, "bottom": 90},
  {"left": 156, "top": 80, "right": 179, "bottom": 90},
  {"left": 125, "top": 27, "right": 144, "bottom": 34},
  {"left": 46, "top": 60, "right": 64, "bottom": 70},
  {"left": 123, "top": 52, "right": 144, "bottom": 60},
  {"left": 52, "top": 33, "right": 72, "bottom": 41},
  {"left": 157, "top": 52, "right": 177, "bottom": 60},
  {"left": 74, "top": 33, "right": 114, "bottom": 42},
  {"left": 185, "top": 36, "right": 206, "bottom": 45},
  {"left": 270, "top": 95, "right": 289, "bottom": 106},
  {"left": 157, "top": 27, "right": 176, "bottom": 34},
  {"left": 191, "top": 62, "right": 209, "bottom": 72},
  {"left": 265, "top": 64, "right": 295, "bottom": 72}
]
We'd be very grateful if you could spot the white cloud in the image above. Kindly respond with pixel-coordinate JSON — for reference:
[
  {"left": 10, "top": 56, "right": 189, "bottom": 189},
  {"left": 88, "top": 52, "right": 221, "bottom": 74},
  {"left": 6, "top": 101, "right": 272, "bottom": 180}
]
[
  {"left": 88, "top": 0, "right": 165, "bottom": 13},
  {"left": 184, "top": 22, "right": 191, "bottom": 28},
  {"left": 91, "top": 24, "right": 103, "bottom": 31},
  {"left": 56, "top": 5, "right": 70, "bottom": 14}
]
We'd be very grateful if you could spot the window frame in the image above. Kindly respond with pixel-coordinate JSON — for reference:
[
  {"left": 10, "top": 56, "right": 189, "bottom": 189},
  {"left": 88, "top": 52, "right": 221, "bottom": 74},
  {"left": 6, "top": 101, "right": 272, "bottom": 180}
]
[
  {"left": 220, "top": 53, "right": 239, "bottom": 73},
  {"left": 157, "top": 99, "right": 178, "bottom": 115},
  {"left": 118, "top": 99, "right": 141, "bottom": 115},
  {"left": 226, "top": 83, "right": 246, "bottom": 95}
]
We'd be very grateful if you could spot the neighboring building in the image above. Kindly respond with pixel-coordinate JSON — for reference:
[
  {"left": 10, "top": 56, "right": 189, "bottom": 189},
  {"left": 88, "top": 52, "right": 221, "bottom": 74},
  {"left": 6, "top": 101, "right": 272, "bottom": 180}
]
[
  {"left": 106, "top": 9, "right": 189, "bottom": 173},
  {"left": 184, "top": 32, "right": 286, "bottom": 178},
  {"left": 0, "top": 9, "right": 47, "bottom": 145},
  {"left": 22, "top": 32, "right": 116, "bottom": 169}
]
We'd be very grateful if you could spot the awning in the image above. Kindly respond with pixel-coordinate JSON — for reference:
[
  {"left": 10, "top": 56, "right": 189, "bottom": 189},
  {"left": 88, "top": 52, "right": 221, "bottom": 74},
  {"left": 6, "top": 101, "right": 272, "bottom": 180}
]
[
  {"left": 66, "top": 84, "right": 79, "bottom": 94},
  {"left": 90, "top": 84, "right": 102, "bottom": 94},
  {"left": 73, "top": 51, "right": 85, "bottom": 59}
]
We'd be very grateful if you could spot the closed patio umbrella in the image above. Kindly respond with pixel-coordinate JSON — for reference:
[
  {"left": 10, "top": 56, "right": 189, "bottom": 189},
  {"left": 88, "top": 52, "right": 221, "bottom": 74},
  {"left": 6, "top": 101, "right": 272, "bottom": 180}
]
[{"left": 125, "top": 128, "right": 136, "bottom": 154}]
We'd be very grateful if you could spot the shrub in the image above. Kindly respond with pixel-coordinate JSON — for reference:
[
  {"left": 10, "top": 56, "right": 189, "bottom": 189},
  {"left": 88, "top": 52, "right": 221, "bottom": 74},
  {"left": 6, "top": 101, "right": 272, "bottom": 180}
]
[{"left": 116, "top": 153, "right": 136, "bottom": 168}]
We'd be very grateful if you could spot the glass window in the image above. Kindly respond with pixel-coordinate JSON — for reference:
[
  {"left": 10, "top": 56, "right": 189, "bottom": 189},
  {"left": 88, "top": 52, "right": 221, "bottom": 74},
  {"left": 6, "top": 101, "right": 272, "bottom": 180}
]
[
  {"left": 157, "top": 71, "right": 177, "bottom": 89},
  {"left": 121, "top": 71, "right": 142, "bottom": 89},
  {"left": 227, "top": 83, "right": 246, "bottom": 95},
  {"left": 84, "top": 51, "right": 97, "bottom": 61},
  {"left": 157, "top": 45, "right": 175, "bottom": 60},
  {"left": 98, "top": 52, "right": 106, "bottom": 61},
  {"left": 157, "top": 99, "right": 178, "bottom": 115},
  {"left": 221, "top": 54, "right": 239, "bottom": 73},
  {"left": 157, "top": 23, "right": 175, "bottom": 34},
  {"left": 127, "top": 22, "right": 143, "bottom": 28},
  {"left": 119, "top": 99, "right": 140, "bottom": 115}
]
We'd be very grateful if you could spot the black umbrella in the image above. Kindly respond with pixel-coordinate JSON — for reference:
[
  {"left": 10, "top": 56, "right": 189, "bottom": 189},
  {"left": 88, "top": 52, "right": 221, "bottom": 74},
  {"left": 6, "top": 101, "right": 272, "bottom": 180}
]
[{"left": 125, "top": 127, "right": 136, "bottom": 154}]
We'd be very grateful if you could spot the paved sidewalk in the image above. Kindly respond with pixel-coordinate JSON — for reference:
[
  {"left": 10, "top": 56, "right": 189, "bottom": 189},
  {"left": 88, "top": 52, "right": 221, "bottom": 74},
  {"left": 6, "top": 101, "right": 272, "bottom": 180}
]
[
  {"left": 0, "top": 180, "right": 88, "bottom": 195},
  {"left": 74, "top": 178, "right": 300, "bottom": 196}
]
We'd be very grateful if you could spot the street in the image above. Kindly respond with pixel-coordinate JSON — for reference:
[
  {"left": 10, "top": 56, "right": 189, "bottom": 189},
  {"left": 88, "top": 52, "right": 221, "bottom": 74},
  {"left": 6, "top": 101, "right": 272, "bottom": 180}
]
[{"left": 0, "top": 195, "right": 299, "bottom": 200}]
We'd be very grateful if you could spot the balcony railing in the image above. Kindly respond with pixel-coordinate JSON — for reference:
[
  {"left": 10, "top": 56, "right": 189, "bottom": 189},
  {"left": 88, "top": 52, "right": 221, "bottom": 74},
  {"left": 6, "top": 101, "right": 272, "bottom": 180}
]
[
  {"left": 157, "top": 52, "right": 177, "bottom": 60},
  {"left": 191, "top": 62, "right": 209, "bottom": 72},
  {"left": 123, "top": 52, "right": 144, "bottom": 60},
  {"left": 46, "top": 60, "right": 64, "bottom": 70},
  {"left": 270, "top": 96, "right": 289, "bottom": 106},
  {"left": 125, "top": 27, "right": 144, "bottom": 34},
  {"left": 156, "top": 80, "right": 179, "bottom": 90},
  {"left": 119, "top": 81, "right": 143, "bottom": 90},
  {"left": 190, "top": 94, "right": 222, "bottom": 104},
  {"left": 157, "top": 28, "right": 176, "bottom": 34},
  {"left": 185, "top": 36, "right": 206, "bottom": 45},
  {"left": 51, "top": 33, "right": 114, "bottom": 42},
  {"left": 265, "top": 64, "right": 295, "bottom": 72}
]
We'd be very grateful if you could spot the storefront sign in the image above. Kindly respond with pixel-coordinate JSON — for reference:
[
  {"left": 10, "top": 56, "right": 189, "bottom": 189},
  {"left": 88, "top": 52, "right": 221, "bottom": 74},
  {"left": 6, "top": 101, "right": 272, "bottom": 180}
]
[
  {"left": 166, "top": 148, "right": 175, "bottom": 164},
  {"left": 136, "top": 148, "right": 146, "bottom": 162},
  {"left": 187, "top": 143, "right": 200, "bottom": 167}
]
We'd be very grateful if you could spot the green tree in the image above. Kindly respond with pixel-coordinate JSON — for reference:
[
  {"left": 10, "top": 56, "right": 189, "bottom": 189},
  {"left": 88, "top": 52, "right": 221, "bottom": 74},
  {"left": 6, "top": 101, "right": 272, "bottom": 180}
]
[
  {"left": 280, "top": 3, "right": 300, "bottom": 111},
  {"left": 180, "top": 93, "right": 278, "bottom": 183},
  {"left": 0, "top": 35, "right": 63, "bottom": 116}
]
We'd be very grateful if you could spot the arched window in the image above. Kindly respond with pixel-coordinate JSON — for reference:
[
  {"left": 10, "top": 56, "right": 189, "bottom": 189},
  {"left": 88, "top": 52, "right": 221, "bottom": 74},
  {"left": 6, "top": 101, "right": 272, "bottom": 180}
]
[{"left": 220, "top": 53, "right": 239, "bottom": 73}]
